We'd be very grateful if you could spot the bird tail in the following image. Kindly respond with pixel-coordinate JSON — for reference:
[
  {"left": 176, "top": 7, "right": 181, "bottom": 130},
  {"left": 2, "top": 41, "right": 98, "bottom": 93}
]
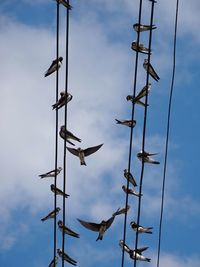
[
  {"left": 41, "top": 218, "right": 46, "bottom": 222},
  {"left": 81, "top": 161, "right": 86, "bottom": 166},
  {"left": 146, "top": 258, "right": 151, "bottom": 262},
  {"left": 115, "top": 119, "right": 121, "bottom": 124},
  {"left": 67, "top": 140, "right": 75, "bottom": 146},
  {"left": 152, "top": 161, "right": 160, "bottom": 164}
]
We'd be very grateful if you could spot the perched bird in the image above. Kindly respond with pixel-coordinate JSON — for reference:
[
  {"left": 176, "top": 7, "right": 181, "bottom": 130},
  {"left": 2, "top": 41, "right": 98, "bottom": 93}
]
[
  {"left": 57, "top": 249, "right": 77, "bottom": 266},
  {"left": 56, "top": 0, "right": 72, "bottom": 9},
  {"left": 112, "top": 205, "right": 130, "bottom": 216},
  {"left": 137, "top": 150, "right": 160, "bottom": 164},
  {"left": 66, "top": 144, "right": 103, "bottom": 165},
  {"left": 134, "top": 83, "right": 151, "bottom": 102},
  {"left": 119, "top": 239, "right": 131, "bottom": 253},
  {"left": 58, "top": 220, "right": 80, "bottom": 238},
  {"left": 130, "top": 220, "right": 153, "bottom": 234},
  {"left": 41, "top": 207, "right": 61, "bottom": 222},
  {"left": 115, "top": 119, "right": 136, "bottom": 128},
  {"left": 126, "top": 94, "right": 148, "bottom": 107},
  {"left": 122, "top": 185, "right": 142, "bottom": 197},
  {"left": 59, "top": 126, "right": 81, "bottom": 146},
  {"left": 39, "top": 167, "right": 62, "bottom": 179},
  {"left": 44, "top": 57, "right": 63, "bottom": 77},
  {"left": 124, "top": 169, "right": 137, "bottom": 187},
  {"left": 52, "top": 92, "right": 73, "bottom": 110},
  {"left": 133, "top": 23, "right": 157, "bottom": 32},
  {"left": 51, "top": 184, "right": 70, "bottom": 198},
  {"left": 143, "top": 59, "right": 160, "bottom": 82},
  {"left": 49, "top": 256, "right": 58, "bottom": 267},
  {"left": 131, "top": 41, "right": 151, "bottom": 54}
]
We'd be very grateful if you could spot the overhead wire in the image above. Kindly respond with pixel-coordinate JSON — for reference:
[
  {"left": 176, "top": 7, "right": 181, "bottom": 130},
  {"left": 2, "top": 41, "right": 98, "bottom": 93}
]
[{"left": 156, "top": 1, "right": 179, "bottom": 266}]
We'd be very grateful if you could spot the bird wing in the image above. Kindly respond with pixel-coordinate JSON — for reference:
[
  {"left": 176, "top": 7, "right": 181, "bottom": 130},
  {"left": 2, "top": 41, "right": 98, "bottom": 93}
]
[
  {"left": 105, "top": 216, "right": 115, "bottom": 229},
  {"left": 135, "top": 246, "right": 149, "bottom": 254},
  {"left": 77, "top": 219, "right": 100, "bottom": 232},
  {"left": 66, "top": 147, "right": 79, "bottom": 156},
  {"left": 84, "top": 144, "right": 103, "bottom": 157},
  {"left": 112, "top": 205, "right": 130, "bottom": 216}
]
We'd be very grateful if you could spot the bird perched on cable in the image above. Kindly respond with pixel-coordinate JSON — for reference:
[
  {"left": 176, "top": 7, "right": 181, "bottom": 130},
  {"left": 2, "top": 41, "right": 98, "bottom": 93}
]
[
  {"left": 143, "top": 59, "right": 160, "bottom": 82},
  {"left": 57, "top": 249, "right": 77, "bottom": 266},
  {"left": 131, "top": 41, "right": 151, "bottom": 54},
  {"left": 124, "top": 169, "right": 137, "bottom": 187},
  {"left": 122, "top": 185, "right": 142, "bottom": 197},
  {"left": 126, "top": 83, "right": 151, "bottom": 107},
  {"left": 55, "top": 0, "right": 72, "bottom": 9},
  {"left": 44, "top": 57, "right": 63, "bottom": 77},
  {"left": 59, "top": 126, "right": 81, "bottom": 146},
  {"left": 126, "top": 94, "right": 148, "bottom": 107},
  {"left": 58, "top": 220, "right": 80, "bottom": 238},
  {"left": 137, "top": 150, "right": 160, "bottom": 164},
  {"left": 133, "top": 23, "right": 157, "bottom": 32},
  {"left": 50, "top": 184, "right": 70, "bottom": 198},
  {"left": 39, "top": 167, "right": 62, "bottom": 179},
  {"left": 41, "top": 207, "right": 61, "bottom": 222},
  {"left": 130, "top": 220, "right": 153, "bottom": 234},
  {"left": 66, "top": 144, "right": 103, "bottom": 165},
  {"left": 115, "top": 119, "right": 136, "bottom": 128},
  {"left": 52, "top": 92, "right": 73, "bottom": 110},
  {"left": 49, "top": 256, "right": 58, "bottom": 267}
]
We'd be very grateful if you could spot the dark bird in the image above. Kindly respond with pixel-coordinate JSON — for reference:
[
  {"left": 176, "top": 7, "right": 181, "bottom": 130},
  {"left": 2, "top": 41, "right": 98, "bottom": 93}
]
[
  {"left": 112, "top": 205, "right": 130, "bottom": 216},
  {"left": 124, "top": 169, "right": 137, "bottom": 187},
  {"left": 122, "top": 185, "right": 142, "bottom": 197},
  {"left": 126, "top": 94, "right": 148, "bottom": 107},
  {"left": 115, "top": 119, "right": 136, "bottom": 128},
  {"left": 137, "top": 150, "right": 160, "bottom": 164},
  {"left": 143, "top": 59, "right": 160, "bottom": 82},
  {"left": 57, "top": 249, "right": 77, "bottom": 266},
  {"left": 51, "top": 184, "right": 70, "bottom": 198},
  {"left": 134, "top": 83, "right": 151, "bottom": 102},
  {"left": 59, "top": 126, "right": 81, "bottom": 146},
  {"left": 130, "top": 220, "right": 153, "bottom": 234},
  {"left": 133, "top": 23, "right": 157, "bottom": 32},
  {"left": 49, "top": 256, "right": 58, "bottom": 267},
  {"left": 39, "top": 167, "right": 62, "bottom": 179},
  {"left": 66, "top": 144, "right": 103, "bottom": 165},
  {"left": 56, "top": 0, "right": 72, "bottom": 9},
  {"left": 45, "top": 57, "right": 63, "bottom": 77},
  {"left": 58, "top": 220, "right": 79, "bottom": 238},
  {"left": 131, "top": 41, "right": 151, "bottom": 54},
  {"left": 52, "top": 92, "right": 73, "bottom": 110},
  {"left": 41, "top": 207, "right": 61, "bottom": 222}
]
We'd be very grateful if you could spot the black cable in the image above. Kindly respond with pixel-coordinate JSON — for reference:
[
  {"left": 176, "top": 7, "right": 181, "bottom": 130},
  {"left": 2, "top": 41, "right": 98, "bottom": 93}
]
[{"left": 156, "top": 1, "right": 179, "bottom": 266}]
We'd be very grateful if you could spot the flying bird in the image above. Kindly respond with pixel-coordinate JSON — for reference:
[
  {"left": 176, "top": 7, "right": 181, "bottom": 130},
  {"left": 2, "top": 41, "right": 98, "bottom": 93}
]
[
  {"left": 137, "top": 150, "right": 160, "bottom": 164},
  {"left": 44, "top": 57, "right": 63, "bottom": 77},
  {"left": 131, "top": 41, "right": 151, "bottom": 54},
  {"left": 133, "top": 23, "right": 157, "bottom": 32},
  {"left": 124, "top": 169, "right": 137, "bottom": 187},
  {"left": 58, "top": 220, "right": 80, "bottom": 238},
  {"left": 56, "top": 0, "right": 72, "bottom": 9},
  {"left": 49, "top": 256, "right": 58, "bottom": 267},
  {"left": 130, "top": 220, "right": 153, "bottom": 234},
  {"left": 66, "top": 144, "right": 103, "bottom": 165},
  {"left": 57, "top": 249, "right": 77, "bottom": 266},
  {"left": 39, "top": 167, "right": 62, "bottom": 179},
  {"left": 51, "top": 184, "right": 70, "bottom": 198},
  {"left": 115, "top": 119, "right": 136, "bottom": 128},
  {"left": 112, "top": 205, "right": 130, "bottom": 216},
  {"left": 52, "top": 92, "right": 73, "bottom": 110},
  {"left": 59, "top": 126, "right": 81, "bottom": 146},
  {"left": 143, "top": 59, "right": 160, "bottom": 82},
  {"left": 122, "top": 185, "right": 142, "bottom": 197},
  {"left": 41, "top": 207, "right": 61, "bottom": 222}
]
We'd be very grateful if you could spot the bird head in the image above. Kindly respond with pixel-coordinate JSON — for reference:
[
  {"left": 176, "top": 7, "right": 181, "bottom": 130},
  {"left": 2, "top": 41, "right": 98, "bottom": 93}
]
[{"left": 59, "top": 57, "right": 63, "bottom": 62}]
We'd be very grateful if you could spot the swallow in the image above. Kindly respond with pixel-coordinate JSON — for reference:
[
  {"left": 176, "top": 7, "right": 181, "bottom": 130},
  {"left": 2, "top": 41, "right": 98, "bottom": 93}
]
[
  {"left": 124, "top": 169, "right": 137, "bottom": 187},
  {"left": 134, "top": 83, "right": 151, "bottom": 102},
  {"left": 112, "top": 205, "right": 130, "bottom": 216},
  {"left": 137, "top": 150, "right": 160, "bottom": 164},
  {"left": 130, "top": 220, "right": 153, "bottom": 234},
  {"left": 57, "top": 249, "right": 77, "bottom": 266},
  {"left": 49, "top": 256, "right": 58, "bottom": 267},
  {"left": 39, "top": 167, "right": 62, "bottom": 179},
  {"left": 51, "top": 184, "right": 70, "bottom": 198},
  {"left": 66, "top": 144, "right": 103, "bottom": 165},
  {"left": 41, "top": 207, "right": 61, "bottom": 222},
  {"left": 143, "top": 59, "right": 160, "bottom": 82},
  {"left": 58, "top": 220, "right": 80, "bottom": 238},
  {"left": 44, "top": 57, "right": 63, "bottom": 77},
  {"left": 133, "top": 23, "right": 157, "bottom": 32},
  {"left": 56, "top": 0, "right": 72, "bottom": 9},
  {"left": 131, "top": 41, "right": 151, "bottom": 54},
  {"left": 115, "top": 119, "right": 136, "bottom": 128},
  {"left": 59, "top": 126, "right": 81, "bottom": 146},
  {"left": 119, "top": 239, "right": 131, "bottom": 253},
  {"left": 126, "top": 94, "right": 148, "bottom": 107},
  {"left": 122, "top": 185, "right": 142, "bottom": 197},
  {"left": 52, "top": 92, "right": 73, "bottom": 110}
]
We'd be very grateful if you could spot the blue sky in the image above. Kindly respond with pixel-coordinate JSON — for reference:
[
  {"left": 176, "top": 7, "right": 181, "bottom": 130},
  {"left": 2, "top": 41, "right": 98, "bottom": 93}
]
[{"left": 0, "top": 0, "right": 200, "bottom": 266}]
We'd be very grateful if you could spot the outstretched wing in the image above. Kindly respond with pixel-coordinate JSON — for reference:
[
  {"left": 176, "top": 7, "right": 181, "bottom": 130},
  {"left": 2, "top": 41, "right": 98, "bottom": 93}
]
[
  {"left": 66, "top": 147, "right": 79, "bottom": 156},
  {"left": 77, "top": 219, "right": 100, "bottom": 232},
  {"left": 135, "top": 246, "right": 149, "bottom": 254},
  {"left": 84, "top": 144, "right": 103, "bottom": 157},
  {"left": 105, "top": 216, "right": 115, "bottom": 229}
]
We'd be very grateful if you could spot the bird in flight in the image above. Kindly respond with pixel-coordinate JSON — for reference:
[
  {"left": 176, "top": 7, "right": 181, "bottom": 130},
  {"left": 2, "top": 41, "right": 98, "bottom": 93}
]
[{"left": 44, "top": 57, "right": 63, "bottom": 77}]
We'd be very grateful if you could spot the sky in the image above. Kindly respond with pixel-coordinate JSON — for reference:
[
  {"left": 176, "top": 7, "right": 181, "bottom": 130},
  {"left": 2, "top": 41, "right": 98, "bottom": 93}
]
[{"left": 0, "top": 0, "right": 200, "bottom": 266}]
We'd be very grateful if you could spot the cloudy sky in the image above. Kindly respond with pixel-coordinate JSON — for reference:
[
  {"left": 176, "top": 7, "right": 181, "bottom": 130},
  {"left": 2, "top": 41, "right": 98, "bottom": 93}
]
[{"left": 0, "top": 0, "right": 200, "bottom": 266}]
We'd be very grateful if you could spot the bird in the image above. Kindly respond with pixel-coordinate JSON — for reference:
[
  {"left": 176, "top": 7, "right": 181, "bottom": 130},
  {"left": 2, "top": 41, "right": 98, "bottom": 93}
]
[
  {"left": 124, "top": 169, "right": 137, "bottom": 187},
  {"left": 41, "top": 207, "right": 61, "bottom": 222},
  {"left": 59, "top": 126, "right": 81, "bottom": 146},
  {"left": 143, "top": 59, "right": 160, "bottom": 82},
  {"left": 122, "top": 185, "right": 142, "bottom": 197},
  {"left": 55, "top": 0, "right": 72, "bottom": 9},
  {"left": 149, "top": 0, "right": 157, "bottom": 3},
  {"left": 49, "top": 256, "right": 58, "bottom": 267},
  {"left": 39, "top": 167, "right": 62, "bottom": 179},
  {"left": 51, "top": 184, "right": 70, "bottom": 198},
  {"left": 115, "top": 119, "right": 136, "bottom": 128},
  {"left": 44, "top": 57, "right": 63, "bottom": 77},
  {"left": 57, "top": 249, "right": 77, "bottom": 266},
  {"left": 52, "top": 92, "right": 73, "bottom": 110},
  {"left": 119, "top": 239, "right": 131, "bottom": 253},
  {"left": 66, "top": 144, "right": 103, "bottom": 165},
  {"left": 112, "top": 205, "right": 130, "bottom": 216},
  {"left": 58, "top": 220, "right": 80, "bottom": 238},
  {"left": 131, "top": 41, "right": 151, "bottom": 54},
  {"left": 134, "top": 83, "right": 151, "bottom": 102},
  {"left": 133, "top": 23, "right": 157, "bottom": 32},
  {"left": 130, "top": 220, "right": 153, "bottom": 234},
  {"left": 126, "top": 94, "right": 148, "bottom": 107},
  {"left": 137, "top": 150, "right": 160, "bottom": 164}
]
